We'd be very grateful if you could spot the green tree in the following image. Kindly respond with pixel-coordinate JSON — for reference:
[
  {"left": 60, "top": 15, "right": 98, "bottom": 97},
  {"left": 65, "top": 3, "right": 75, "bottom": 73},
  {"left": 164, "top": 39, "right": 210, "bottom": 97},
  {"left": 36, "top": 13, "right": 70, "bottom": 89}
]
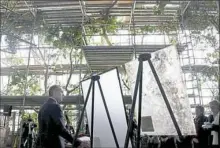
[
  {"left": 189, "top": 27, "right": 219, "bottom": 98},
  {"left": 42, "top": 25, "right": 84, "bottom": 129},
  {"left": 182, "top": 1, "right": 219, "bottom": 32},
  {"left": 3, "top": 56, "right": 42, "bottom": 95},
  {"left": 1, "top": 0, "right": 44, "bottom": 53},
  {"left": 85, "top": 16, "right": 122, "bottom": 45},
  {"left": 7, "top": 71, "right": 41, "bottom": 95},
  {"left": 180, "top": 1, "right": 219, "bottom": 99},
  {"left": 42, "top": 25, "right": 83, "bottom": 95},
  {"left": 21, "top": 111, "right": 38, "bottom": 124},
  {"left": 21, "top": 111, "right": 38, "bottom": 130}
]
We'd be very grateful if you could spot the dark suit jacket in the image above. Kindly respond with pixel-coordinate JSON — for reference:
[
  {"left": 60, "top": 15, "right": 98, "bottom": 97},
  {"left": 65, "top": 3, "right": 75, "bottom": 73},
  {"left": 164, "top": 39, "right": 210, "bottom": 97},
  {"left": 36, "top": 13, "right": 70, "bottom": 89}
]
[
  {"left": 36, "top": 98, "right": 73, "bottom": 148},
  {"left": 194, "top": 115, "right": 209, "bottom": 148}
]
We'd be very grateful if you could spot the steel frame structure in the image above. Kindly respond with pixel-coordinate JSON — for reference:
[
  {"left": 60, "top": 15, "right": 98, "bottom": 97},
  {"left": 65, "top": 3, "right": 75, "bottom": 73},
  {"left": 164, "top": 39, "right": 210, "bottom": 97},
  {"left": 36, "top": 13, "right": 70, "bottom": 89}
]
[{"left": 0, "top": 0, "right": 219, "bottom": 120}]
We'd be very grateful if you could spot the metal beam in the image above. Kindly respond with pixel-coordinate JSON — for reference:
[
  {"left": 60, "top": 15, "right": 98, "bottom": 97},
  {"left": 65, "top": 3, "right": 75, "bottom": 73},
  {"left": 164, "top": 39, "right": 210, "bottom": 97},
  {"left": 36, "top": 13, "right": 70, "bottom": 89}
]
[
  {"left": 79, "top": 0, "right": 92, "bottom": 73},
  {"left": 181, "top": 65, "right": 219, "bottom": 73},
  {"left": 0, "top": 94, "right": 208, "bottom": 109},
  {"left": 0, "top": 95, "right": 132, "bottom": 107},
  {"left": 0, "top": 64, "right": 89, "bottom": 76},
  {"left": 24, "top": 0, "right": 36, "bottom": 17},
  {"left": 181, "top": 1, "right": 191, "bottom": 16}
]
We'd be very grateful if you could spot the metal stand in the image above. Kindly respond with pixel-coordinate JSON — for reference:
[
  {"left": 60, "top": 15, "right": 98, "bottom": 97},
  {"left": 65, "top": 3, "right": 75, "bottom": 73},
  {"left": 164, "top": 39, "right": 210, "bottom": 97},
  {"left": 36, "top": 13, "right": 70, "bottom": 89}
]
[
  {"left": 124, "top": 53, "right": 183, "bottom": 148},
  {"left": 73, "top": 75, "right": 120, "bottom": 148}
]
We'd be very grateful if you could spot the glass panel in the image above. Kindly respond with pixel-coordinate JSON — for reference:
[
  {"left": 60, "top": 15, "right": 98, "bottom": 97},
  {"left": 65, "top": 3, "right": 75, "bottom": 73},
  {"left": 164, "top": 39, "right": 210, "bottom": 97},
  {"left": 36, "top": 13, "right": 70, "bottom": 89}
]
[{"left": 125, "top": 45, "right": 196, "bottom": 135}]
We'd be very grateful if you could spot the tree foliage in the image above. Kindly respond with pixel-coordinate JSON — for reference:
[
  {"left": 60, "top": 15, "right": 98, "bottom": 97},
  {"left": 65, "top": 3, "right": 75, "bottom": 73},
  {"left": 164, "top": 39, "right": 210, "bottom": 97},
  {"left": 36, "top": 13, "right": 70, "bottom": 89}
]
[
  {"left": 183, "top": 1, "right": 219, "bottom": 88},
  {"left": 4, "top": 56, "right": 42, "bottom": 95},
  {"left": 190, "top": 26, "right": 219, "bottom": 98},
  {"left": 21, "top": 111, "right": 38, "bottom": 124},
  {"left": 85, "top": 16, "right": 122, "bottom": 45},
  {"left": 41, "top": 16, "right": 121, "bottom": 94},
  {"left": 41, "top": 24, "right": 82, "bottom": 95},
  {"left": 2, "top": 0, "right": 44, "bottom": 53},
  {"left": 182, "top": 1, "right": 219, "bottom": 31},
  {"left": 8, "top": 71, "right": 41, "bottom": 95},
  {"left": 43, "top": 25, "right": 83, "bottom": 50},
  {"left": 21, "top": 111, "right": 38, "bottom": 130}
]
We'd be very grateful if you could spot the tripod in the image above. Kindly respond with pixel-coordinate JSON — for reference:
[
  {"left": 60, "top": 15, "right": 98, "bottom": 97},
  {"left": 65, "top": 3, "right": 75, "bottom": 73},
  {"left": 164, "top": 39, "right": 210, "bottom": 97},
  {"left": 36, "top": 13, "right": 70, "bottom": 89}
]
[
  {"left": 124, "top": 53, "right": 183, "bottom": 148},
  {"left": 72, "top": 75, "right": 119, "bottom": 148}
]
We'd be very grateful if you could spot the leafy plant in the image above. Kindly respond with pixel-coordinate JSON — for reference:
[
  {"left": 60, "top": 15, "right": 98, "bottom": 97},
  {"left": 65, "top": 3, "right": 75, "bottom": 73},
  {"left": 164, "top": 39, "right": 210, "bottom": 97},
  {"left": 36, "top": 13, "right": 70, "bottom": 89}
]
[
  {"left": 43, "top": 25, "right": 83, "bottom": 49},
  {"left": 21, "top": 111, "right": 38, "bottom": 130},
  {"left": 7, "top": 71, "right": 41, "bottom": 95},
  {"left": 2, "top": 1, "right": 45, "bottom": 53},
  {"left": 21, "top": 111, "right": 38, "bottom": 124},
  {"left": 153, "top": 5, "right": 163, "bottom": 15},
  {"left": 85, "top": 16, "right": 122, "bottom": 45},
  {"left": 182, "top": 1, "right": 219, "bottom": 31},
  {"left": 42, "top": 24, "right": 83, "bottom": 95},
  {"left": 190, "top": 26, "right": 219, "bottom": 98},
  {"left": 1, "top": 55, "right": 42, "bottom": 95}
]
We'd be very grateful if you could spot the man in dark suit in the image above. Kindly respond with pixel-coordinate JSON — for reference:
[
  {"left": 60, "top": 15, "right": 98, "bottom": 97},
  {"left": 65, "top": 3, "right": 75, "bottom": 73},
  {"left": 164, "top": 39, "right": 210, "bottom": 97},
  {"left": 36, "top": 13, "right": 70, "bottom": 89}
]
[
  {"left": 36, "top": 85, "right": 81, "bottom": 148},
  {"left": 193, "top": 105, "right": 209, "bottom": 148}
]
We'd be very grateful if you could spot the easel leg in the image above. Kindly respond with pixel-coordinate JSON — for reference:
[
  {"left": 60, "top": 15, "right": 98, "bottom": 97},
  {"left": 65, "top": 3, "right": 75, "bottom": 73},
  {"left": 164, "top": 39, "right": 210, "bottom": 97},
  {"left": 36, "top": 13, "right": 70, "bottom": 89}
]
[
  {"left": 137, "top": 61, "right": 143, "bottom": 148},
  {"left": 147, "top": 59, "right": 183, "bottom": 138},
  {"left": 97, "top": 80, "right": 120, "bottom": 148},
  {"left": 90, "top": 80, "right": 95, "bottom": 148},
  {"left": 124, "top": 61, "right": 142, "bottom": 148},
  {"left": 72, "top": 80, "right": 93, "bottom": 148}
]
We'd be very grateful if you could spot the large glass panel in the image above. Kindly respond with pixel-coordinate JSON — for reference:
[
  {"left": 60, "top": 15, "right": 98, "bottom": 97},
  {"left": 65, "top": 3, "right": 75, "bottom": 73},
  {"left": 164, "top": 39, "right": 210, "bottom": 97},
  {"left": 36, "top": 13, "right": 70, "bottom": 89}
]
[{"left": 125, "top": 45, "right": 196, "bottom": 135}]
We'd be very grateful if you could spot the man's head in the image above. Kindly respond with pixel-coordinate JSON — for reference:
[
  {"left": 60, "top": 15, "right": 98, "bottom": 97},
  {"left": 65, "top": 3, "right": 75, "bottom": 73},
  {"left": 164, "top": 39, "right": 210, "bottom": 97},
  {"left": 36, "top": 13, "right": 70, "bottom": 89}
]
[
  {"left": 209, "top": 100, "right": 220, "bottom": 115},
  {"left": 49, "top": 85, "right": 63, "bottom": 103},
  {"left": 195, "top": 105, "right": 204, "bottom": 117}
]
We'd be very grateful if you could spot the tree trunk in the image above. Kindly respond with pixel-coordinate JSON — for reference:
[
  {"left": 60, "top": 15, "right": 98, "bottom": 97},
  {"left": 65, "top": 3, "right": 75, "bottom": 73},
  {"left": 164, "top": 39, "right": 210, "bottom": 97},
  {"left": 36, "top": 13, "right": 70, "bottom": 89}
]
[
  {"left": 101, "top": 27, "right": 112, "bottom": 46},
  {"left": 65, "top": 48, "right": 74, "bottom": 95},
  {"left": 44, "top": 65, "right": 49, "bottom": 94}
]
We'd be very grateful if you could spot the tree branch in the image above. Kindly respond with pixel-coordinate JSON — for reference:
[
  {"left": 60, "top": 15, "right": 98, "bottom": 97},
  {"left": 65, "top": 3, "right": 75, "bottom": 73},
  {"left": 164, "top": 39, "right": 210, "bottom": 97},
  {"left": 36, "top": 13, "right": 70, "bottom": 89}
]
[
  {"left": 101, "top": 0, "right": 118, "bottom": 20},
  {"left": 66, "top": 72, "right": 89, "bottom": 95},
  {"left": 65, "top": 48, "right": 74, "bottom": 94},
  {"left": 67, "top": 85, "right": 79, "bottom": 95},
  {"left": 44, "top": 65, "right": 49, "bottom": 94},
  {"left": 122, "top": 79, "right": 130, "bottom": 91},
  {"left": 101, "top": 27, "right": 112, "bottom": 46},
  {"left": 203, "top": 9, "right": 219, "bottom": 32},
  {"left": 121, "top": 64, "right": 130, "bottom": 91}
]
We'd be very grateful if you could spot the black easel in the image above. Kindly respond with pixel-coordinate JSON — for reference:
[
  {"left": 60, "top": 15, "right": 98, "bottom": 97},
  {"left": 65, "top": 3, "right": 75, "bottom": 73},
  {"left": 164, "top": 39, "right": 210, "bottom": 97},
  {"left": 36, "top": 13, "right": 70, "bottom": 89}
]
[
  {"left": 73, "top": 75, "right": 120, "bottom": 148},
  {"left": 124, "top": 53, "right": 183, "bottom": 148}
]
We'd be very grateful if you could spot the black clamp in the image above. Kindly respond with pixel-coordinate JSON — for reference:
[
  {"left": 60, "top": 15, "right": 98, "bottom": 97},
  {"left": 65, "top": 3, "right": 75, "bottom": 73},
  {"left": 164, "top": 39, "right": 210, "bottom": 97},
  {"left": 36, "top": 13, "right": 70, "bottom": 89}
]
[
  {"left": 91, "top": 75, "right": 100, "bottom": 81},
  {"left": 138, "top": 53, "right": 151, "bottom": 62}
]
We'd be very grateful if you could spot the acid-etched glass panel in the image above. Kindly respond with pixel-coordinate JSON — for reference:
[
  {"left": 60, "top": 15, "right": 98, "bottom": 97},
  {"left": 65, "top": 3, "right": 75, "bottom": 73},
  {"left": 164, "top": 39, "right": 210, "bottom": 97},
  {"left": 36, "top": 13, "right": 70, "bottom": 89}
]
[{"left": 125, "top": 46, "right": 196, "bottom": 135}]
